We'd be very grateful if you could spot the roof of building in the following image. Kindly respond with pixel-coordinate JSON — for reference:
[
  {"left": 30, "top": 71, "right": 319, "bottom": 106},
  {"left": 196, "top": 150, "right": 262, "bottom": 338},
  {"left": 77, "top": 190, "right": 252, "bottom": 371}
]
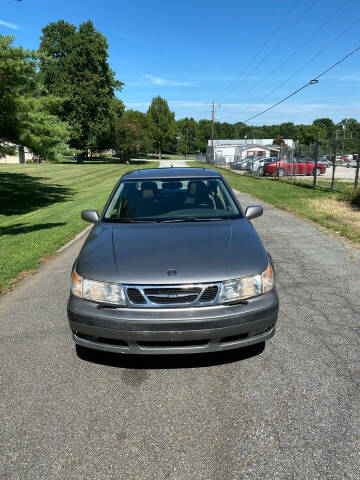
[
  {"left": 122, "top": 167, "right": 222, "bottom": 180},
  {"left": 208, "top": 138, "right": 292, "bottom": 146},
  {"left": 213, "top": 143, "right": 280, "bottom": 151},
  {"left": 235, "top": 144, "right": 280, "bottom": 151}
]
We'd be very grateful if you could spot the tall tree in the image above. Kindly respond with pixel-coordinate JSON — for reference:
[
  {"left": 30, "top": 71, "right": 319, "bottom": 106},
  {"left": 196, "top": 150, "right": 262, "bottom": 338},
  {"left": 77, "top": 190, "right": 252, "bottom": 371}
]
[
  {"left": 146, "top": 96, "right": 175, "bottom": 159},
  {"left": 0, "top": 35, "right": 69, "bottom": 159},
  {"left": 39, "top": 20, "right": 123, "bottom": 153}
]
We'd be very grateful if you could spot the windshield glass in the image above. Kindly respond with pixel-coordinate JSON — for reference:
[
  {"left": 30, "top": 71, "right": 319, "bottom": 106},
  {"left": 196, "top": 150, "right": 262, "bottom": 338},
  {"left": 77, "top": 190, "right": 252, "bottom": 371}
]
[{"left": 104, "top": 177, "right": 241, "bottom": 222}]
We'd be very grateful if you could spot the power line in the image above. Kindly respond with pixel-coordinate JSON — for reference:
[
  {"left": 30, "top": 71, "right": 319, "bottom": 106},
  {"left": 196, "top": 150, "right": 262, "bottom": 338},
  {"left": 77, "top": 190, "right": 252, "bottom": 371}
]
[
  {"left": 214, "top": 0, "right": 299, "bottom": 101},
  {"left": 242, "top": 0, "right": 350, "bottom": 97},
  {"left": 197, "top": 0, "right": 298, "bottom": 120},
  {"left": 240, "top": 44, "right": 360, "bottom": 124},
  {"left": 217, "top": 0, "right": 318, "bottom": 102},
  {"left": 255, "top": 13, "right": 360, "bottom": 105}
]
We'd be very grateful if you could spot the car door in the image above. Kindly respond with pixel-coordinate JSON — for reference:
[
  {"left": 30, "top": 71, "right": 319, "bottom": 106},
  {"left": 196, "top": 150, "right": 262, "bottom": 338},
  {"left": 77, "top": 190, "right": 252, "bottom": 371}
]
[{"left": 296, "top": 158, "right": 307, "bottom": 174}]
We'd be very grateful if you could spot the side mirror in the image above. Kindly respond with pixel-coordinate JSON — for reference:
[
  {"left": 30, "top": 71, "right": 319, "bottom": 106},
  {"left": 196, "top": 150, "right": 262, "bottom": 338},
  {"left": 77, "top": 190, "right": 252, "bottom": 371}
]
[
  {"left": 245, "top": 205, "right": 263, "bottom": 220},
  {"left": 81, "top": 209, "right": 99, "bottom": 224}
]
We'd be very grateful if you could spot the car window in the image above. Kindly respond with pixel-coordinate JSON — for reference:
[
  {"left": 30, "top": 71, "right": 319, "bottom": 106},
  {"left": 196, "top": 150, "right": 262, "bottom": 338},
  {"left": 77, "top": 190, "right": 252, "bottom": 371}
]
[{"left": 104, "top": 177, "right": 242, "bottom": 221}]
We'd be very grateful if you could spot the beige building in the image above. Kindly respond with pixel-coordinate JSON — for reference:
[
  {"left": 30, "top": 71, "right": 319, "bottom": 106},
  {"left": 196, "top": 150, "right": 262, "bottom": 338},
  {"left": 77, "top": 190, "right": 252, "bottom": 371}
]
[{"left": 0, "top": 142, "right": 33, "bottom": 164}]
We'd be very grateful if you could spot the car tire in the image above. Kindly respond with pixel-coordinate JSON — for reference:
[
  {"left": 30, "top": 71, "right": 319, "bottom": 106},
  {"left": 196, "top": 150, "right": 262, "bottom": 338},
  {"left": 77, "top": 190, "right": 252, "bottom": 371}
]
[
  {"left": 277, "top": 168, "right": 285, "bottom": 177},
  {"left": 313, "top": 167, "right": 322, "bottom": 176}
]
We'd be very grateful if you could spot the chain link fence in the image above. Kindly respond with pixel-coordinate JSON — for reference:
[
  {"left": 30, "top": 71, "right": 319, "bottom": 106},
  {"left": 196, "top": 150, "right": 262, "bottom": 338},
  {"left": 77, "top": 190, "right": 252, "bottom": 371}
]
[{"left": 198, "top": 140, "right": 360, "bottom": 191}]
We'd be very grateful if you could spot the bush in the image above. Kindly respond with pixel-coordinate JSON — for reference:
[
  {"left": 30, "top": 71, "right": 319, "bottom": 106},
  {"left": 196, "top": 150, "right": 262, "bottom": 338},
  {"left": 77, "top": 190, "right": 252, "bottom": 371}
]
[
  {"left": 350, "top": 188, "right": 360, "bottom": 208},
  {"left": 338, "top": 187, "right": 360, "bottom": 208}
]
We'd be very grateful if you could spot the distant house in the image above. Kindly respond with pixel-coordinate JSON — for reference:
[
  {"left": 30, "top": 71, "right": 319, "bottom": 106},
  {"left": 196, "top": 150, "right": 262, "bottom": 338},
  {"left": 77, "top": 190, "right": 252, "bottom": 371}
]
[
  {"left": 0, "top": 142, "right": 33, "bottom": 164},
  {"left": 206, "top": 139, "right": 294, "bottom": 163}
]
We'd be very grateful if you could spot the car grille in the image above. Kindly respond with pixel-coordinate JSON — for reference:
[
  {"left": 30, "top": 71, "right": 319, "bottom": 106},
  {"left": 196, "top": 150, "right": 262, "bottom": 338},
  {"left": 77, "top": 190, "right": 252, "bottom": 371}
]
[
  {"left": 125, "top": 283, "right": 220, "bottom": 307},
  {"left": 144, "top": 287, "right": 201, "bottom": 304},
  {"left": 199, "top": 285, "right": 218, "bottom": 302},
  {"left": 127, "top": 288, "right": 146, "bottom": 304}
]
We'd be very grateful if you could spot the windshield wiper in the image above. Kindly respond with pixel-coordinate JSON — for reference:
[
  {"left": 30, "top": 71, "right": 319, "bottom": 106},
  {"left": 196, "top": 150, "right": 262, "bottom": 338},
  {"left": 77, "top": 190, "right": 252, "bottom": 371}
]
[
  {"left": 114, "top": 219, "right": 159, "bottom": 223},
  {"left": 160, "top": 217, "right": 224, "bottom": 223}
]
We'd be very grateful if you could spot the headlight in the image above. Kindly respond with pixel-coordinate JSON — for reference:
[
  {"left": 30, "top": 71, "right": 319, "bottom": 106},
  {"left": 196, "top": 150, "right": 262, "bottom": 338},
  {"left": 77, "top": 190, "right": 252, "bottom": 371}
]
[
  {"left": 219, "top": 263, "right": 274, "bottom": 303},
  {"left": 71, "top": 271, "right": 126, "bottom": 305}
]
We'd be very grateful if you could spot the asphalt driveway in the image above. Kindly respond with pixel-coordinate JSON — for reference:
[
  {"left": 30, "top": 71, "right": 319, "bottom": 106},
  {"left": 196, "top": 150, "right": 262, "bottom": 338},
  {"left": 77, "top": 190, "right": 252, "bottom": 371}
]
[{"left": 1, "top": 191, "right": 359, "bottom": 479}]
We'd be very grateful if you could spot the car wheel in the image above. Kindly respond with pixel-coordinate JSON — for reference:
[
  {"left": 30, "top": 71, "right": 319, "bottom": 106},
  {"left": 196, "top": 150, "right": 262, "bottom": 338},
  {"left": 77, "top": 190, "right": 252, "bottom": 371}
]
[
  {"left": 314, "top": 167, "right": 322, "bottom": 176},
  {"left": 277, "top": 168, "right": 285, "bottom": 177},
  {"left": 258, "top": 166, "right": 264, "bottom": 176}
]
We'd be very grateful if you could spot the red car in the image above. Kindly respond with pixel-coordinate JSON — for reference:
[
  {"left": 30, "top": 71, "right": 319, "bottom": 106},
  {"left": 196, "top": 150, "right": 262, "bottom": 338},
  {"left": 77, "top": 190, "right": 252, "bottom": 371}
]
[{"left": 264, "top": 157, "right": 326, "bottom": 176}]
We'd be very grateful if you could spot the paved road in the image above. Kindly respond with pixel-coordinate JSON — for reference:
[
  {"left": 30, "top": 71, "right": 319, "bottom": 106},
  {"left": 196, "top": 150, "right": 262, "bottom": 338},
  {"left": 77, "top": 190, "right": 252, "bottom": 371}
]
[
  {"left": 157, "top": 159, "right": 188, "bottom": 168},
  {"left": 322, "top": 165, "right": 357, "bottom": 180},
  {"left": 1, "top": 191, "right": 359, "bottom": 479}
]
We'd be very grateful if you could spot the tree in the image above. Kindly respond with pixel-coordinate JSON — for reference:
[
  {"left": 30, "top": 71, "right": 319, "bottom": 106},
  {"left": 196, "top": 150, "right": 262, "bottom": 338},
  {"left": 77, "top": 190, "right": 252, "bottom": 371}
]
[
  {"left": 146, "top": 96, "right": 175, "bottom": 159},
  {"left": 39, "top": 20, "right": 123, "bottom": 153},
  {"left": 313, "top": 118, "right": 335, "bottom": 138},
  {"left": 0, "top": 35, "right": 69, "bottom": 160},
  {"left": 113, "top": 110, "right": 151, "bottom": 162},
  {"left": 176, "top": 117, "right": 198, "bottom": 155},
  {"left": 196, "top": 119, "right": 212, "bottom": 152}
]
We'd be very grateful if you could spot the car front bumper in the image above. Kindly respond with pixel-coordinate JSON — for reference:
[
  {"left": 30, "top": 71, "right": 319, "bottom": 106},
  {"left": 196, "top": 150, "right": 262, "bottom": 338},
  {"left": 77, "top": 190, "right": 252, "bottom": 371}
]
[{"left": 67, "top": 290, "right": 279, "bottom": 355}]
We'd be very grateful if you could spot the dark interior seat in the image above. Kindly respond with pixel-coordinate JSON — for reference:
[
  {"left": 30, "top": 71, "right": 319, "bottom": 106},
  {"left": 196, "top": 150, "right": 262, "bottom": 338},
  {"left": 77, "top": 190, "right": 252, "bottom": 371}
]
[
  {"left": 183, "top": 181, "right": 214, "bottom": 208},
  {"left": 137, "top": 181, "right": 163, "bottom": 217}
]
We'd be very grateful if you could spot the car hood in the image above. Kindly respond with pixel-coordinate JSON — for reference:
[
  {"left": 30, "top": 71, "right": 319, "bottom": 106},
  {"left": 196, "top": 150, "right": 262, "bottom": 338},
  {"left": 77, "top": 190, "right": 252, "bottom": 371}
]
[{"left": 76, "top": 219, "right": 268, "bottom": 285}]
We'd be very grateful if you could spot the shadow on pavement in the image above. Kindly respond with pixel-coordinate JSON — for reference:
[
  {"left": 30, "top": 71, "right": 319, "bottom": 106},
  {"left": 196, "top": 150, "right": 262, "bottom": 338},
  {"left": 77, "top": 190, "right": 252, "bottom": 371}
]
[{"left": 75, "top": 342, "right": 265, "bottom": 369}]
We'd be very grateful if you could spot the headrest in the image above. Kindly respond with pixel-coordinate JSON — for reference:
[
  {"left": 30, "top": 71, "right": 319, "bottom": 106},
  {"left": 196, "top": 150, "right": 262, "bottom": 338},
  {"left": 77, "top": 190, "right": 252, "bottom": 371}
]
[
  {"left": 142, "top": 189, "right": 154, "bottom": 199},
  {"left": 141, "top": 181, "right": 158, "bottom": 192},
  {"left": 162, "top": 181, "right": 182, "bottom": 190},
  {"left": 188, "top": 180, "right": 207, "bottom": 196}
]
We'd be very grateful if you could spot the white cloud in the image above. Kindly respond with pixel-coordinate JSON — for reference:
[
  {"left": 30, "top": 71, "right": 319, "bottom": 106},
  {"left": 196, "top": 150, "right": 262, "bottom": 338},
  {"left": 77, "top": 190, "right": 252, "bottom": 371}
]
[
  {"left": 127, "top": 75, "right": 190, "bottom": 87},
  {"left": 0, "top": 20, "right": 20, "bottom": 30},
  {"left": 145, "top": 75, "right": 190, "bottom": 86},
  {"left": 328, "top": 74, "right": 360, "bottom": 83}
]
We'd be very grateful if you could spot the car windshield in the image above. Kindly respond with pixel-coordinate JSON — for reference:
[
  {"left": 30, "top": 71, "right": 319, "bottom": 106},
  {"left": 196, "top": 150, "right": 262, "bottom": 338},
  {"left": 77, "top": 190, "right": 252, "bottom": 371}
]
[{"left": 104, "top": 177, "right": 242, "bottom": 222}]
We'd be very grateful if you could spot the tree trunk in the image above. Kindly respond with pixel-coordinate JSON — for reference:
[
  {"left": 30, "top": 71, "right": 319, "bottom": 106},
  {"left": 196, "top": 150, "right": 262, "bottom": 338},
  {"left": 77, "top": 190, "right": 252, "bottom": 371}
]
[{"left": 159, "top": 143, "right": 161, "bottom": 160}]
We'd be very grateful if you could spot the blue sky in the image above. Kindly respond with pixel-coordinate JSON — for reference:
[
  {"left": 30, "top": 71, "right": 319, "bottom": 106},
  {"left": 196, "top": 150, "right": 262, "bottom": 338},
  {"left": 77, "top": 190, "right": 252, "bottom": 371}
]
[{"left": 1, "top": 0, "right": 360, "bottom": 125}]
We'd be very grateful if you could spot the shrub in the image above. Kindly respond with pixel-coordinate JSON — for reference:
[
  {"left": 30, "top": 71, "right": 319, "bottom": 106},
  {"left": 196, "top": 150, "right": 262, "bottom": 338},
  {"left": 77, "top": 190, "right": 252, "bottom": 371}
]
[
  {"left": 338, "top": 187, "right": 360, "bottom": 208},
  {"left": 350, "top": 188, "right": 360, "bottom": 208}
]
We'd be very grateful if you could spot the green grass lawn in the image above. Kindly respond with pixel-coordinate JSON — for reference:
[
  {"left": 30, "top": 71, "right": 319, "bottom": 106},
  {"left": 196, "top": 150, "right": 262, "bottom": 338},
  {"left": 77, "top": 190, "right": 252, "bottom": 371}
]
[
  {"left": 189, "top": 162, "right": 360, "bottom": 245},
  {"left": 0, "top": 160, "right": 157, "bottom": 294}
]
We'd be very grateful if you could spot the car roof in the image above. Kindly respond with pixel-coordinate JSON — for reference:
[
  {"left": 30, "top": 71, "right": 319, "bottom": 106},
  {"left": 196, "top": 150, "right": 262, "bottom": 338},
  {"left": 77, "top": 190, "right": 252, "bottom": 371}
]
[{"left": 122, "top": 167, "right": 222, "bottom": 180}]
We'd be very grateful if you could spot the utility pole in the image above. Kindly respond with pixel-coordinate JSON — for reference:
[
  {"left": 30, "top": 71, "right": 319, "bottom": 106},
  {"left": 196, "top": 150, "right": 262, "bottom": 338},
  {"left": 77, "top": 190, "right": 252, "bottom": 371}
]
[
  {"left": 210, "top": 100, "right": 220, "bottom": 163},
  {"left": 331, "top": 136, "right": 338, "bottom": 191},
  {"left": 211, "top": 100, "right": 215, "bottom": 163},
  {"left": 355, "top": 144, "right": 360, "bottom": 189},
  {"left": 341, "top": 118, "right": 348, "bottom": 158},
  {"left": 313, "top": 139, "right": 320, "bottom": 188},
  {"left": 185, "top": 128, "right": 190, "bottom": 159}
]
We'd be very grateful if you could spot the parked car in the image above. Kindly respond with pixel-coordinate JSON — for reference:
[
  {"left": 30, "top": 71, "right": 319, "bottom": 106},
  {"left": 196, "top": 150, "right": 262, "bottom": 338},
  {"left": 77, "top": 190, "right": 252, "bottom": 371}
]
[
  {"left": 264, "top": 157, "right": 326, "bottom": 176},
  {"left": 252, "top": 157, "right": 279, "bottom": 176},
  {"left": 229, "top": 159, "right": 248, "bottom": 170},
  {"left": 243, "top": 156, "right": 267, "bottom": 172},
  {"left": 68, "top": 167, "right": 279, "bottom": 356},
  {"left": 317, "top": 157, "right": 331, "bottom": 168},
  {"left": 346, "top": 160, "right": 358, "bottom": 168}
]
